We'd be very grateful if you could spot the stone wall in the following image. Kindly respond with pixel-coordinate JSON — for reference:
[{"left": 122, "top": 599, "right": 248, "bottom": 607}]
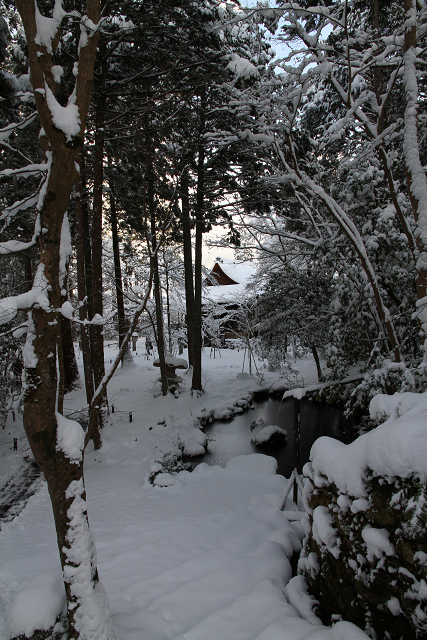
[{"left": 300, "top": 470, "right": 427, "bottom": 639}]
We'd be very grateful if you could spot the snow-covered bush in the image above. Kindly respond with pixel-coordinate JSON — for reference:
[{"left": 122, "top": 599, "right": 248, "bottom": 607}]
[
  {"left": 278, "top": 363, "right": 305, "bottom": 390},
  {"left": 147, "top": 453, "right": 195, "bottom": 484},
  {"left": 301, "top": 469, "right": 427, "bottom": 640},
  {"left": 301, "top": 390, "right": 427, "bottom": 638},
  {"left": 345, "top": 361, "right": 427, "bottom": 423}
]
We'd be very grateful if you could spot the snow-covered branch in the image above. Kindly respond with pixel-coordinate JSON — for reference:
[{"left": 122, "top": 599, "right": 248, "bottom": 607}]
[
  {"left": 0, "top": 264, "right": 50, "bottom": 326},
  {"left": 0, "top": 113, "right": 38, "bottom": 143}
]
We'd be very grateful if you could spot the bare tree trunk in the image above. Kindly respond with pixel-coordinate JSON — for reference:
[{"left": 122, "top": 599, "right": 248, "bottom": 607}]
[
  {"left": 311, "top": 345, "right": 323, "bottom": 382},
  {"left": 90, "top": 39, "right": 107, "bottom": 422},
  {"left": 75, "top": 153, "right": 101, "bottom": 449},
  {"left": 149, "top": 174, "right": 168, "bottom": 395},
  {"left": 108, "top": 165, "right": 132, "bottom": 364},
  {"left": 403, "top": 0, "right": 427, "bottom": 346},
  {"left": 15, "top": 0, "right": 114, "bottom": 634},
  {"left": 22, "top": 153, "right": 110, "bottom": 637},
  {"left": 163, "top": 251, "right": 173, "bottom": 353},
  {"left": 180, "top": 167, "right": 195, "bottom": 367},
  {"left": 192, "top": 90, "right": 207, "bottom": 393},
  {"left": 61, "top": 314, "right": 80, "bottom": 392},
  {"left": 60, "top": 264, "right": 80, "bottom": 393}
]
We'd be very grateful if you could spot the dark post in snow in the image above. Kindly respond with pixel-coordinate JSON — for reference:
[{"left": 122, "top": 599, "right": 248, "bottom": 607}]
[{"left": 293, "top": 398, "right": 301, "bottom": 505}]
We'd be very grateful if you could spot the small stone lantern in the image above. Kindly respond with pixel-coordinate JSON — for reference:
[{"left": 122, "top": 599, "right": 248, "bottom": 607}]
[
  {"left": 153, "top": 352, "right": 188, "bottom": 393},
  {"left": 132, "top": 333, "right": 138, "bottom": 351}
]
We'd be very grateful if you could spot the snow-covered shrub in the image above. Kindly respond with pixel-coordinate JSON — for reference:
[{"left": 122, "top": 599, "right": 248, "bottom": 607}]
[
  {"left": 301, "top": 470, "right": 427, "bottom": 640},
  {"left": 278, "top": 363, "right": 304, "bottom": 389},
  {"left": 265, "top": 348, "right": 283, "bottom": 372},
  {"left": 147, "top": 453, "right": 195, "bottom": 484},
  {"left": 301, "top": 393, "right": 427, "bottom": 638},
  {"left": 345, "top": 361, "right": 427, "bottom": 423}
]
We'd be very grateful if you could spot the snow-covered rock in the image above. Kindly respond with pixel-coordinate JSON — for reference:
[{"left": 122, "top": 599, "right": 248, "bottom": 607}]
[{"left": 7, "top": 567, "right": 66, "bottom": 639}]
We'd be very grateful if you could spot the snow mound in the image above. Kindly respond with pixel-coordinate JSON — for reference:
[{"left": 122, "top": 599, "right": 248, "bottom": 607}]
[
  {"left": 251, "top": 424, "right": 287, "bottom": 446},
  {"left": 309, "top": 390, "right": 427, "bottom": 497},
  {"left": 153, "top": 472, "right": 174, "bottom": 487},
  {"left": 7, "top": 567, "right": 66, "bottom": 639},
  {"left": 312, "top": 506, "right": 341, "bottom": 559},
  {"left": 56, "top": 412, "right": 85, "bottom": 464},
  {"left": 361, "top": 526, "right": 395, "bottom": 561},
  {"left": 284, "top": 575, "right": 322, "bottom": 626}
]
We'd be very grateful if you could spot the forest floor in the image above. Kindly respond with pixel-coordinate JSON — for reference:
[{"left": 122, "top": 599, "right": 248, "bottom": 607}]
[{"left": 0, "top": 343, "right": 368, "bottom": 640}]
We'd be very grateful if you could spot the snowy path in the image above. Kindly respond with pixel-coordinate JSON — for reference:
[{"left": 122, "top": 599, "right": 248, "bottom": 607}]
[
  {"left": 0, "top": 348, "right": 369, "bottom": 639},
  {"left": 0, "top": 459, "right": 42, "bottom": 525},
  {"left": 0, "top": 451, "right": 368, "bottom": 640}
]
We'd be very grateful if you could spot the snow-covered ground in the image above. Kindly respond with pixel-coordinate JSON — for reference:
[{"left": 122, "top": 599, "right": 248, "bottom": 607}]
[{"left": 0, "top": 344, "right": 369, "bottom": 639}]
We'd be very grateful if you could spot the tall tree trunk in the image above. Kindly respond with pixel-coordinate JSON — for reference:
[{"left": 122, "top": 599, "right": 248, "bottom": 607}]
[
  {"left": 403, "top": 0, "right": 427, "bottom": 347},
  {"left": 90, "top": 39, "right": 107, "bottom": 422},
  {"left": 109, "top": 165, "right": 132, "bottom": 364},
  {"left": 192, "top": 90, "right": 207, "bottom": 393},
  {"left": 163, "top": 251, "right": 173, "bottom": 352},
  {"left": 23, "top": 154, "right": 110, "bottom": 637},
  {"left": 15, "top": 0, "right": 114, "bottom": 634},
  {"left": 61, "top": 315, "right": 80, "bottom": 392},
  {"left": 75, "top": 150, "right": 101, "bottom": 449},
  {"left": 60, "top": 264, "right": 80, "bottom": 393},
  {"left": 149, "top": 174, "right": 168, "bottom": 395},
  {"left": 311, "top": 345, "right": 323, "bottom": 382},
  {"left": 180, "top": 166, "right": 195, "bottom": 367}
]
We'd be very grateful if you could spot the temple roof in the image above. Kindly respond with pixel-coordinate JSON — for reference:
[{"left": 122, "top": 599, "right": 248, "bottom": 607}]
[{"left": 204, "top": 257, "right": 256, "bottom": 303}]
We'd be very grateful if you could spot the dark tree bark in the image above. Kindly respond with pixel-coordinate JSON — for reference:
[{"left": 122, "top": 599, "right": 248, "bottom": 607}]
[
  {"left": 192, "top": 89, "right": 207, "bottom": 393},
  {"left": 180, "top": 166, "right": 195, "bottom": 367},
  {"left": 403, "top": 0, "right": 427, "bottom": 343},
  {"left": 75, "top": 152, "right": 101, "bottom": 450},
  {"left": 15, "top": 0, "right": 113, "bottom": 635},
  {"left": 61, "top": 314, "right": 80, "bottom": 392},
  {"left": 311, "top": 345, "right": 323, "bottom": 382},
  {"left": 60, "top": 264, "right": 80, "bottom": 394},
  {"left": 149, "top": 173, "right": 168, "bottom": 395},
  {"left": 163, "top": 251, "right": 173, "bottom": 353},
  {"left": 89, "top": 38, "right": 107, "bottom": 418},
  {"left": 109, "top": 166, "right": 132, "bottom": 364}
]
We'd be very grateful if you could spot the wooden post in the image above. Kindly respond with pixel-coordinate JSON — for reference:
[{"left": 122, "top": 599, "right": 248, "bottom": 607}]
[{"left": 293, "top": 398, "right": 301, "bottom": 505}]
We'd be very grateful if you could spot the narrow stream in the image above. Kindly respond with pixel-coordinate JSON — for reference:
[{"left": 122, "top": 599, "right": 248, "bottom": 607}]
[{"left": 200, "top": 397, "right": 349, "bottom": 478}]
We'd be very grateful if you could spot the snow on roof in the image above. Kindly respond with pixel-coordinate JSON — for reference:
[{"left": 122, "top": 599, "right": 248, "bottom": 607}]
[{"left": 204, "top": 257, "right": 256, "bottom": 304}]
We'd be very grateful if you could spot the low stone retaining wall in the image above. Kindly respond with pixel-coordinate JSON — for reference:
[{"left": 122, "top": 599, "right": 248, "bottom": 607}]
[{"left": 300, "top": 470, "right": 427, "bottom": 639}]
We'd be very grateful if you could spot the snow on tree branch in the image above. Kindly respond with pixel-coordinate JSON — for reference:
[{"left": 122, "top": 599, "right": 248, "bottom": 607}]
[
  {"left": 0, "top": 113, "right": 38, "bottom": 143},
  {"left": 0, "top": 161, "right": 49, "bottom": 178},
  {"left": 0, "top": 215, "right": 41, "bottom": 255},
  {"left": 0, "top": 263, "right": 50, "bottom": 325},
  {"left": 34, "top": 0, "right": 65, "bottom": 54}
]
